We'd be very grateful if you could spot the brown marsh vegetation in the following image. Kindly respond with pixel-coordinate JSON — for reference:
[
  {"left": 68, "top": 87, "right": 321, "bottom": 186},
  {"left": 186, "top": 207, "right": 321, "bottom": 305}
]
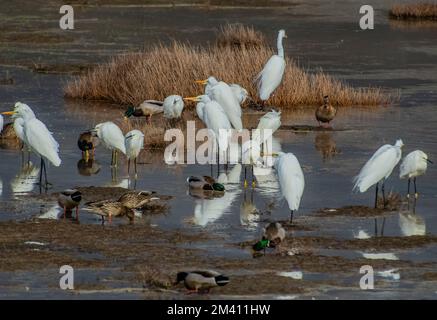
[
  {"left": 390, "top": 3, "right": 437, "bottom": 20},
  {"left": 64, "top": 24, "right": 392, "bottom": 109}
]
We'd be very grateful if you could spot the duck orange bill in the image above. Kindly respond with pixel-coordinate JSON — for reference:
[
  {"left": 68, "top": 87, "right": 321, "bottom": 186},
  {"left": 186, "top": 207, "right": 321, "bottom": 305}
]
[
  {"left": 183, "top": 96, "right": 199, "bottom": 102},
  {"left": 195, "top": 79, "right": 208, "bottom": 85},
  {"left": 1, "top": 111, "right": 15, "bottom": 115}
]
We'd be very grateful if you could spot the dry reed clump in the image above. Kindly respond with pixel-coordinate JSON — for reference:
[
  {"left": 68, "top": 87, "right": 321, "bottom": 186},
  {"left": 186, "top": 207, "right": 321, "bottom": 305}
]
[
  {"left": 216, "top": 23, "right": 267, "bottom": 49},
  {"left": 390, "top": 3, "right": 437, "bottom": 20},
  {"left": 64, "top": 26, "right": 392, "bottom": 108}
]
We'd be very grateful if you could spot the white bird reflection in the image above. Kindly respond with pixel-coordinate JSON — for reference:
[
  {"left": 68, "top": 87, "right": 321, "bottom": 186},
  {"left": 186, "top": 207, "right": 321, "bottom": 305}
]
[
  {"left": 10, "top": 162, "right": 40, "bottom": 195},
  {"left": 399, "top": 212, "right": 426, "bottom": 237},
  {"left": 240, "top": 188, "right": 259, "bottom": 229},
  {"left": 192, "top": 165, "right": 241, "bottom": 227},
  {"left": 38, "top": 204, "right": 62, "bottom": 219},
  {"left": 361, "top": 252, "right": 399, "bottom": 261}
]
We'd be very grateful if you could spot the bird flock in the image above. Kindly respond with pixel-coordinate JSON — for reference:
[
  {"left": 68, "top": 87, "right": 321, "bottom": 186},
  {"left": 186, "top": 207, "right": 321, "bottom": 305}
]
[{"left": 0, "top": 29, "right": 433, "bottom": 293}]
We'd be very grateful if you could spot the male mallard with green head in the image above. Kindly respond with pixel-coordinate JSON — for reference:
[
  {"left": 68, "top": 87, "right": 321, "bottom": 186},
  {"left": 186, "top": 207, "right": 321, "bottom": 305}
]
[
  {"left": 187, "top": 176, "right": 225, "bottom": 192},
  {"left": 315, "top": 95, "right": 337, "bottom": 127},
  {"left": 253, "top": 222, "right": 286, "bottom": 254},
  {"left": 175, "top": 270, "right": 229, "bottom": 293},
  {"left": 57, "top": 189, "right": 82, "bottom": 220},
  {"left": 124, "top": 100, "right": 164, "bottom": 124}
]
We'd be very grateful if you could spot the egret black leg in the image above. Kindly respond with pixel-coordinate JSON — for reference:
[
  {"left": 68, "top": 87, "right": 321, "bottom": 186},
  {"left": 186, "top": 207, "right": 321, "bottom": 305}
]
[
  {"left": 414, "top": 177, "right": 418, "bottom": 199},
  {"left": 244, "top": 165, "right": 247, "bottom": 188},
  {"left": 111, "top": 150, "right": 114, "bottom": 166},
  {"left": 382, "top": 182, "right": 386, "bottom": 209},
  {"left": 374, "top": 182, "right": 379, "bottom": 209},
  {"left": 407, "top": 178, "right": 411, "bottom": 198},
  {"left": 290, "top": 210, "right": 294, "bottom": 224},
  {"left": 128, "top": 159, "right": 130, "bottom": 174},
  {"left": 39, "top": 157, "right": 43, "bottom": 186},
  {"left": 43, "top": 159, "right": 48, "bottom": 187},
  {"left": 134, "top": 158, "right": 138, "bottom": 178}
]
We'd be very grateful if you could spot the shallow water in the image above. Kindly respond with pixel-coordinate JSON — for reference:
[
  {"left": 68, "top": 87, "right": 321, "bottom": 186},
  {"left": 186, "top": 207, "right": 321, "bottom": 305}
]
[{"left": 1, "top": 1, "right": 437, "bottom": 299}]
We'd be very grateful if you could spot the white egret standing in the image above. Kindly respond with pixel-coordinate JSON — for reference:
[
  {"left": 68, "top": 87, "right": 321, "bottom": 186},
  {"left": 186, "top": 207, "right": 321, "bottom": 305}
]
[
  {"left": 2, "top": 102, "right": 61, "bottom": 187},
  {"left": 125, "top": 129, "right": 144, "bottom": 177},
  {"left": 163, "top": 95, "right": 184, "bottom": 120},
  {"left": 256, "top": 30, "right": 287, "bottom": 102},
  {"left": 252, "top": 109, "right": 281, "bottom": 145},
  {"left": 93, "top": 121, "right": 126, "bottom": 167},
  {"left": 274, "top": 152, "right": 305, "bottom": 223},
  {"left": 185, "top": 95, "right": 232, "bottom": 166},
  {"left": 353, "top": 139, "right": 404, "bottom": 208},
  {"left": 196, "top": 77, "right": 243, "bottom": 130},
  {"left": 399, "top": 150, "right": 432, "bottom": 198}
]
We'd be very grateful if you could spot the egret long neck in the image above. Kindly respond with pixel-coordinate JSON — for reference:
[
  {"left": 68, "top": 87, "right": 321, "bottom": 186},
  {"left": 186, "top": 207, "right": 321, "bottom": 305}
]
[{"left": 277, "top": 34, "right": 284, "bottom": 57}]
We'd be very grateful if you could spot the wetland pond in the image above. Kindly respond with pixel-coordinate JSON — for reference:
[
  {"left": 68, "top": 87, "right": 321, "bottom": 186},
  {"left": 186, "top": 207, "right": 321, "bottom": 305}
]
[{"left": 0, "top": 1, "right": 437, "bottom": 299}]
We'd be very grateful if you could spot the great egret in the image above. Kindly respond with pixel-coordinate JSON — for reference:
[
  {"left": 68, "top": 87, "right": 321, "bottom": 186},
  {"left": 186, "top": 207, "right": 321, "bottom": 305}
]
[
  {"left": 163, "top": 95, "right": 184, "bottom": 120},
  {"left": 175, "top": 271, "right": 229, "bottom": 293},
  {"left": 124, "top": 100, "right": 164, "bottom": 124},
  {"left": 2, "top": 102, "right": 61, "bottom": 187},
  {"left": 77, "top": 131, "right": 100, "bottom": 161},
  {"left": 184, "top": 95, "right": 232, "bottom": 164},
  {"left": 196, "top": 77, "right": 243, "bottom": 130},
  {"left": 274, "top": 152, "right": 305, "bottom": 223},
  {"left": 252, "top": 109, "right": 281, "bottom": 145},
  {"left": 230, "top": 83, "right": 248, "bottom": 104},
  {"left": 353, "top": 139, "right": 404, "bottom": 208},
  {"left": 399, "top": 150, "right": 432, "bottom": 198},
  {"left": 256, "top": 29, "right": 287, "bottom": 102},
  {"left": 125, "top": 129, "right": 144, "bottom": 177},
  {"left": 315, "top": 95, "right": 337, "bottom": 127},
  {"left": 93, "top": 121, "right": 126, "bottom": 167},
  {"left": 57, "top": 189, "right": 82, "bottom": 219}
]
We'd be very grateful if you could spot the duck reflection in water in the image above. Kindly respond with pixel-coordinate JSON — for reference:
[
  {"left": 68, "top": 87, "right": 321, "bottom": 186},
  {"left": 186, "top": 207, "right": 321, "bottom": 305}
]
[
  {"left": 314, "top": 132, "right": 339, "bottom": 160},
  {"left": 77, "top": 158, "right": 101, "bottom": 176}
]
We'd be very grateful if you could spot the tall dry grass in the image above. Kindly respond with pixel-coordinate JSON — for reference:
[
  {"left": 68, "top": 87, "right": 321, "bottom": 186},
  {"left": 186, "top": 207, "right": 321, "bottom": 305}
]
[
  {"left": 390, "top": 3, "right": 437, "bottom": 20},
  {"left": 64, "top": 25, "right": 392, "bottom": 108},
  {"left": 216, "top": 23, "right": 267, "bottom": 49}
]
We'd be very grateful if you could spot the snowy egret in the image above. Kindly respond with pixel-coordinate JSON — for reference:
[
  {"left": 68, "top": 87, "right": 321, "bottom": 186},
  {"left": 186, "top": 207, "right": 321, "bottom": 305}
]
[
  {"left": 196, "top": 77, "right": 243, "bottom": 130},
  {"left": 57, "top": 189, "right": 82, "bottom": 219},
  {"left": 315, "top": 95, "right": 337, "bottom": 127},
  {"left": 399, "top": 150, "right": 432, "bottom": 198},
  {"left": 274, "top": 152, "right": 305, "bottom": 223},
  {"left": 93, "top": 121, "right": 126, "bottom": 167},
  {"left": 163, "top": 95, "right": 184, "bottom": 120},
  {"left": 353, "top": 139, "right": 404, "bottom": 208},
  {"left": 184, "top": 95, "right": 232, "bottom": 164},
  {"left": 230, "top": 83, "right": 248, "bottom": 104},
  {"left": 256, "top": 30, "right": 287, "bottom": 102},
  {"left": 2, "top": 102, "right": 61, "bottom": 187},
  {"left": 77, "top": 131, "right": 99, "bottom": 161},
  {"left": 125, "top": 129, "right": 144, "bottom": 177},
  {"left": 175, "top": 271, "right": 229, "bottom": 293},
  {"left": 124, "top": 100, "right": 164, "bottom": 124}
]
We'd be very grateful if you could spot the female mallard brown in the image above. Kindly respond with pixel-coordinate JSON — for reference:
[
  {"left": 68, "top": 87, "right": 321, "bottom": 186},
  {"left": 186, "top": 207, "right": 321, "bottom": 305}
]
[
  {"left": 175, "top": 270, "right": 229, "bottom": 293},
  {"left": 124, "top": 100, "right": 164, "bottom": 124},
  {"left": 86, "top": 200, "right": 135, "bottom": 224},
  {"left": 315, "top": 95, "right": 337, "bottom": 127},
  {"left": 117, "top": 190, "right": 158, "bottom": 209},
  {"left": 77, "top": 131, "right": 100, "bottom": 160}
]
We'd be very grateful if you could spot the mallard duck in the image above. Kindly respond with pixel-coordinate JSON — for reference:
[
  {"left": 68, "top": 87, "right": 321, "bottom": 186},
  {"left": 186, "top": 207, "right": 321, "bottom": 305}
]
[
  {"left": 77, "top": 131, "right": 100, "bottom": 160},
  {"left": 124, "top": 100, "right": 164, "bottom": 124},
  {"left": 58, "top": 189, "right": 82, "bottom": 219},
  {"left": 86, "top": 200, "right": 135, "bottom": 224},
  {"left": 118, "top": 190, "right": 158, "bottom": 209},
  {"left": 175, "top": 270, "right": 229, "bottom": 293},
  {"left": 315, "top": 95, "right": 337, "bottom": 127},
  {"left": 187, "top": 176, "right": 225, "bottom": 192},
  {"left": 253, "top": 222, "right": 286, "bottom": 253}
]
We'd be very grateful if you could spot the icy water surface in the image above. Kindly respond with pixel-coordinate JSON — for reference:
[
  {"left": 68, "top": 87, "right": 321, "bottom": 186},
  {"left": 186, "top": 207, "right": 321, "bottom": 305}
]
[{"left": 1, "top": 1, "right": 437, "bottom": 299}]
